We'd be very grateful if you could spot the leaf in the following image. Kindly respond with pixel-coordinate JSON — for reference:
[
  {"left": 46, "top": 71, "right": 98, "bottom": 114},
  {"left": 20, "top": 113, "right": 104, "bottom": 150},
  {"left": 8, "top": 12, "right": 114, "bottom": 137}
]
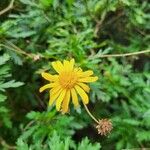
[
  {"left": 19, "top": 0, "right": 38, "bottom": 7},
  {"left": 136, "top": 131, "right": 150, "bottom": 142},
  {"left": 0, "top": 53, "right": 10, "bottom": 65},
  {"left": 9, "top": 31, "right": 36, "bottom": 38},
  {"left": 8, "top": 50, "right": 23, "bottom": 65},
  {"left": 16, "top": 138, "right": 29, "bottom": 150},
  {"left": 0, "top": 93, "right": 7, "bottom": 102},
  {"left": 143, "top": 109, "right": 150, "bottom": 118},
  {"left": 0, "top": 80, "right": 24, "bottom": 91},
  {"left": 0, "top": 65, "right": 10, "bottom": 77},
  {"left": 39, "top": 0, "right": 53, "bottom": 8},
  {"left": 2, "top": 116, "right": 12, "bottom": 128},
  {"left": 26, "top": 111, "right": 41, "bottom": 119},
  {"left": 123, "top": 119, "right": 140, "bottom": 126},
  {"left": 77, "top": 137, "right": 101, "bottom": 150}
]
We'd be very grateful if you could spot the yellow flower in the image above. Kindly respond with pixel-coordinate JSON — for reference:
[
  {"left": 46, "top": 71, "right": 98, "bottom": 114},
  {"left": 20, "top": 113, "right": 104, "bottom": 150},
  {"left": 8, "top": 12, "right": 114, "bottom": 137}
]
[{"left": 39, "top": 59, "right": 98, "bottom": 113}]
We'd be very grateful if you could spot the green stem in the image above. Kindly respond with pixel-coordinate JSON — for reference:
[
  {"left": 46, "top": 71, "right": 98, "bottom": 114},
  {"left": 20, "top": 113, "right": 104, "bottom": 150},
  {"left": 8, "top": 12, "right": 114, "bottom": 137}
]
[{"left": 83, "top": 103, "right": 99, "bottom": 124}]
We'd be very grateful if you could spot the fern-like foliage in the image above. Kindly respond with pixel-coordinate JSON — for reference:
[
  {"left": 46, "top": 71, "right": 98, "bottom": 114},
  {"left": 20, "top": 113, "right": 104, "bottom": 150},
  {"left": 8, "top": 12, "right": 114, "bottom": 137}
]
[
  {"left": 16, "top": 110, "right": 101, "bottom": 150},
  {"left": 17, "top": 131, "right": 101, "bottom": 150},
  {"left": 0, "top": 53, "right": 24, "bottom": 128}
]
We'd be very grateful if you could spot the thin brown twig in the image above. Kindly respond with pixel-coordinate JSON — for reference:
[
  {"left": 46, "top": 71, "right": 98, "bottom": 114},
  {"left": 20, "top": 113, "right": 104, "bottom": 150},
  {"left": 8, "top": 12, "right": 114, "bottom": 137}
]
[
  {"left": 1, "top": 43, "right": 29, "bottom": 56},
  {"left": 5, "top": 40, "right": 33, "bottom": 58},
  {"left": 34, "top": 92, "right": 46, "bottom": 109},
  {"left": 23, "top": 120, "right": 35, "bottom": 131},
  {"left": 84, "top": 0, "right": 105, "bottom": 37},
  {"left": 0, "top": 0, "right": 15, "bottom": 16},
  {"left": 103, "top": 11, "right": 124, "bottom": 28},
  {"left": 1, "top": 42, "right": 44, "bottom": 61},
  {"left": 1, "top": 40, "right": 43, "bottom": 60},
  {"left": 1, "top": 40, "right": 149, "bottom": 60},
  {"left": 0, "top": 137, "right": 16, "bottom": 150},
  {"left": 94, "top": 12, "right": 106, "bottom": 37},
  {"left": 88, "top": 49, "right": 150, "bottom": 59}
]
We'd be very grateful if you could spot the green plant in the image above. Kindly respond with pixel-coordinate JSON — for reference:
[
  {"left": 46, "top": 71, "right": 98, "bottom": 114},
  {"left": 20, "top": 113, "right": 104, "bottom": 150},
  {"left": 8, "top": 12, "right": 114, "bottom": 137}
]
[
  {"left": 0, "top": 0, "right": 150, "bottom": 149},
  {"left": 0, "top": 53, "right": 24, "bottom": 128}
]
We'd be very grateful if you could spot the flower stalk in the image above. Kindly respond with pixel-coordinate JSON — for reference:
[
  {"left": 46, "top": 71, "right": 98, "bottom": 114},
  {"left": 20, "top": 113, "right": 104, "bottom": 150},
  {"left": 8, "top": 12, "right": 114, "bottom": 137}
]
[
  {"left": 83, "top": 103, "right": 113, "bottom": 136},
  {"left": 83, "top": 103, "right": 99, "bottom": 124}
]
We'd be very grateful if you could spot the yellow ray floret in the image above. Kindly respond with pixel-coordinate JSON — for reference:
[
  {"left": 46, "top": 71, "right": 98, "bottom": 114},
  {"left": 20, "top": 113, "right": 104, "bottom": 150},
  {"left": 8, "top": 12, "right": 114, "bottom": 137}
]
[{"left": 39, "top": 59, "right": 98, "bottom": 113}]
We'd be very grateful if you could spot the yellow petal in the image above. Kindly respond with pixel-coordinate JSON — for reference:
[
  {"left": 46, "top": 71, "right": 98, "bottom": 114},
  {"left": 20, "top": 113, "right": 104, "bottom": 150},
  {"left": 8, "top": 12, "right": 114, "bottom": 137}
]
[
  {"left": 41, "top": 72, "right": 58, "bottom": 81},
  {"left": 62, "top": 90, "right": 71, "bottom": 113},
  {"left": 77, "top": 83, "right": 90, "bottom": 93},
  {"left": 49, "top": 86, "right": 62, "bottom": 106},
  {"left": 63, "top": 60, "right": 70, "bottom": 71},
  {"left": 78, "top": 70, "right": 93, "bottom": 77},
  {"left": 39, "top": 83, "right": 57, "bottom": 93},
  {"left": 57, "top": 61, "right": 64, "bottom": 69},
  {"left": 50, "top": 85, "right": 61, "bottom": 94},
  {"left": 78, "top": 76, "right": 98, "bottom": 83},
  {"left": 71, "top": 88, "right": 79, "bottom": 107},
  {"left": 75, "top": 85, "right": 89, "bottom": 104},
  {"left": 56, "top": 89, "right": 66, "bottom": 111},
  {"left": 52, "top": 61, "right": 63, "bottom": 73},
  {"left": 69, "top": 59, "right": 75, "bottom": 71}
]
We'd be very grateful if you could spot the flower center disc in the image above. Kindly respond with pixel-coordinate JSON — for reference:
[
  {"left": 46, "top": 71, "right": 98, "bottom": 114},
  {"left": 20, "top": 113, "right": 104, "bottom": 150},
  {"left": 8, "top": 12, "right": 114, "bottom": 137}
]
[{"left": 59, "top": 71, "right": 77, "bottom": 89}]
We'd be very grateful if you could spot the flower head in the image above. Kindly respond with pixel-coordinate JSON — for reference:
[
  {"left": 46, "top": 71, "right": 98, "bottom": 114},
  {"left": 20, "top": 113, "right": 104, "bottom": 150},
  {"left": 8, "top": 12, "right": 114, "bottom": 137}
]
[
  {"left": 39, "top": 59, "right": 98, "bottom": 113},
  {"left": 96, "top": 119, "right": 113, "bottom": 136}
]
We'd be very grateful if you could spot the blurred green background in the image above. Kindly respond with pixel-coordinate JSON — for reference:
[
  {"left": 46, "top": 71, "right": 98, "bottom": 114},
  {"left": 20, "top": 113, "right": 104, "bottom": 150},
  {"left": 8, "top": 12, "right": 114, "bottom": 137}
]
[{"left": 0, "top": 0, "right": 150, "bottom": 149}]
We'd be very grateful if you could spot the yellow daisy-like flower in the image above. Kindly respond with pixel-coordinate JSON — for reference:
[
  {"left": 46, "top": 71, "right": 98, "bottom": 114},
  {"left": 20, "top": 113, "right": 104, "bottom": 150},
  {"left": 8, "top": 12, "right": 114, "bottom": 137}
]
[{"left": 39, "top": 59, "right": 98, "bottom": 113}]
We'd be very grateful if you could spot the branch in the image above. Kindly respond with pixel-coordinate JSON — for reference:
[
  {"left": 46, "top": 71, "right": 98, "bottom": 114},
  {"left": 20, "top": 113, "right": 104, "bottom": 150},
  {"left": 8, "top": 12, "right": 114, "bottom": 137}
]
[
  {"left": 94, "top": 12, "right": 106, "bottom": 37},
  {"left": 0, "top": 41, "right": 43, "bottom": 61},
  {"left": 5, "top": 40, "right": 33, "bottom": 58},
  {"left": 0, "top": 137, "right": 16, "bottom": 150},
  {"left": 89, "top": 49, "right": 150, "bottom": 59},
  {"left": 0, "top": 0, "right": 15, "bottom": 16},
  {"left": 23, "top": 120, "right": 35, "bottom": 131}
]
